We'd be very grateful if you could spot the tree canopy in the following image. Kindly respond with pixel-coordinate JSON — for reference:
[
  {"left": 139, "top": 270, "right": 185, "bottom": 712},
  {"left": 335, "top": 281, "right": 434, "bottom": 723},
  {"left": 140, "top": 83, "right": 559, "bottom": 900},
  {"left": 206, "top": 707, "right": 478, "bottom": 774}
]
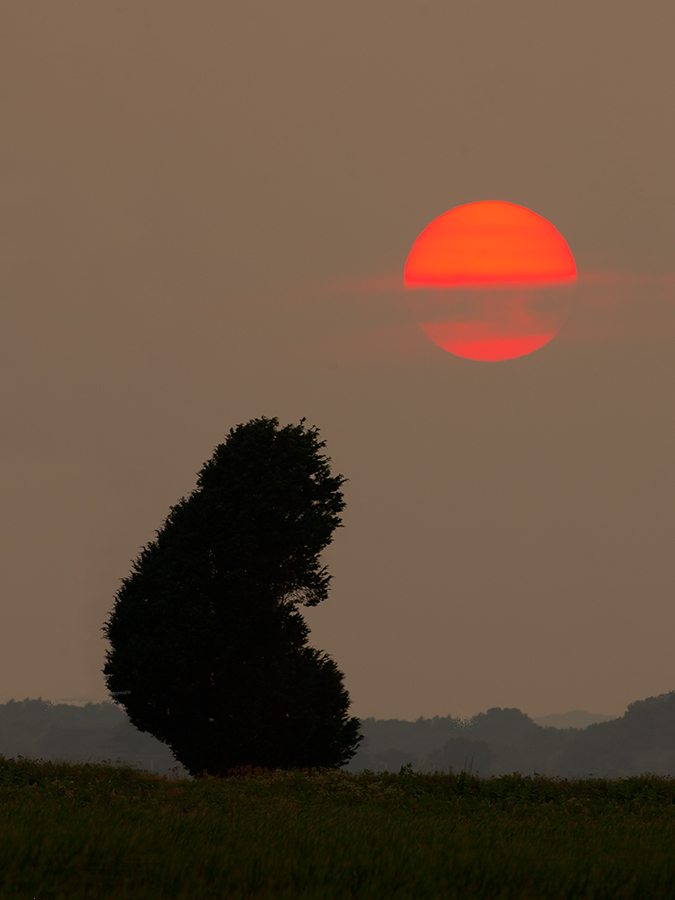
[{"left": 102, "top": 417, "right": 361, "bottom": 777}]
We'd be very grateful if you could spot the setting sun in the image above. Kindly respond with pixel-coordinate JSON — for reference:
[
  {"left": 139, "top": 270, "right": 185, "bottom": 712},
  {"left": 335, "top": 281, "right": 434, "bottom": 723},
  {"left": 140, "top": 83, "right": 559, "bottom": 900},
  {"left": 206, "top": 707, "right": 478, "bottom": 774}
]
[{"left": 404, "top": 201, "right": 577, "bottom": 361}]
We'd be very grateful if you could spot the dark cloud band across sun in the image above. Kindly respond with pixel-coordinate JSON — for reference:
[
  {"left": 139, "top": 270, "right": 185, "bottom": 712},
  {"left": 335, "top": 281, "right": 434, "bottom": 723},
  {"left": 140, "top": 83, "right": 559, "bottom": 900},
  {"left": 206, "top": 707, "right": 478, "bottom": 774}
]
[{"left": 321, "top": 211, "right": 675, "bottom": 360}]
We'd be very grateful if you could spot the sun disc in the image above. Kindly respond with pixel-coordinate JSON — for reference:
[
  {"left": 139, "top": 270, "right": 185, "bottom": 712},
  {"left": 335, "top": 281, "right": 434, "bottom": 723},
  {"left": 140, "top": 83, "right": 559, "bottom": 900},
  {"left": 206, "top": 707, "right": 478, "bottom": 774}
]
[{"left": 405, "top": 201, "right": 577, "bottom": 361}]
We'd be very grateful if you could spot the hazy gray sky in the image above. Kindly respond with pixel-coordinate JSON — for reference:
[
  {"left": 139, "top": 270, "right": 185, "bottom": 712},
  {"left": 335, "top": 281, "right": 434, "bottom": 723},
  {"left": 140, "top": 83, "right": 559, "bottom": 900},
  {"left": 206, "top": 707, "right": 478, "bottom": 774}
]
[{"left": 2, "top": 1, "right": 675, "bottom": 720}]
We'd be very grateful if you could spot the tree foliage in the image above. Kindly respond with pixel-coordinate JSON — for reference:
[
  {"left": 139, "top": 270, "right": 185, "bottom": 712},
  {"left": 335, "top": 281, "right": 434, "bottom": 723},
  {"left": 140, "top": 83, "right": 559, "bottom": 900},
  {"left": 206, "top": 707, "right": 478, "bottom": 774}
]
[{"left": 102, "top": 417, "right": 361, "bottom": 777}]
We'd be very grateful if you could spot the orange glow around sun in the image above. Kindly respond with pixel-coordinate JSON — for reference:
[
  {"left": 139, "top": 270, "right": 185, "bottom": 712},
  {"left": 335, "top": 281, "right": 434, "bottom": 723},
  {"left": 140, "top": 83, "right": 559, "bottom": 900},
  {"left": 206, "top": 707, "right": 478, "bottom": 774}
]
[{"left": 404, "top": 201, "right": 577, "bottom": 361}]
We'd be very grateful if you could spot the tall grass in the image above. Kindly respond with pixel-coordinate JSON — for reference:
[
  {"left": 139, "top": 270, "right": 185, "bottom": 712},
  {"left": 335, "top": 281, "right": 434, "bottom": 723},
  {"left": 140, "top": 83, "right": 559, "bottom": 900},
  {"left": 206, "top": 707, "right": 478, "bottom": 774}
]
[{"left": 2, "top": 755, "right": 675, "bottom": 898}]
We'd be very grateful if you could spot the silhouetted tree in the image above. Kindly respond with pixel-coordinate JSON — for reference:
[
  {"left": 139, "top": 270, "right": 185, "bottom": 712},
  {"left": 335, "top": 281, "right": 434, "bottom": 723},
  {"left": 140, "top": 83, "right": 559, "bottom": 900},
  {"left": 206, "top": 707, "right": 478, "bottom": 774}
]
[{"left": 102, "top": 417, "right": 362, "bottom": 777}]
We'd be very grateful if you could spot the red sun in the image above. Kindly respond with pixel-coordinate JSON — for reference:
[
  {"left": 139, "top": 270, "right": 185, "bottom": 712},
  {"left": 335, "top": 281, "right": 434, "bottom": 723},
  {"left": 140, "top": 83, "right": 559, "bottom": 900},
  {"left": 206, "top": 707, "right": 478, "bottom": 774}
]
[{"left": 404, "top": 201, "right": 577, "bottom": 361}]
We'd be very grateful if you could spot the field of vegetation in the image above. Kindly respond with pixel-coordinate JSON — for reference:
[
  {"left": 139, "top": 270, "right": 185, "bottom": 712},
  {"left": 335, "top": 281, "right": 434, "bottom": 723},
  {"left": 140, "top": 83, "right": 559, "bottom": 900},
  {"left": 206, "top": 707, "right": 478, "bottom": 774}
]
[{"left": 3, "top": 756, "right": 675, "bottom": 899}]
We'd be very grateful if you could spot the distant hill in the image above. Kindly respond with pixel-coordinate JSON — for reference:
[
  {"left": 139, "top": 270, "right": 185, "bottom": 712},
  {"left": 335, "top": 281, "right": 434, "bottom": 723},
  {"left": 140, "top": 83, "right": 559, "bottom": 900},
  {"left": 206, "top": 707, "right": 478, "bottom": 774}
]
[
  {"left": 0, "top": 693, "right": 673, "bottom": 779},
  {"left": 533, "top": 711, "right": 618, "bottom": 729},
  {"left": 0, "top": 698, "right": 190, "bottom": 778},
  {"left": 347, "top": 693, "right": 675, "bottom": 778}
]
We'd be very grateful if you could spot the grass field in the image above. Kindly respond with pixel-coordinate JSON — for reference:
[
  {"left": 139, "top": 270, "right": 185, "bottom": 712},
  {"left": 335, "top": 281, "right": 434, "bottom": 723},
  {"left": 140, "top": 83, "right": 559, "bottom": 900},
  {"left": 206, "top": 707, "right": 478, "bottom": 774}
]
[{"left": 2, "top": 756, "right": 675, "bottom": 898}]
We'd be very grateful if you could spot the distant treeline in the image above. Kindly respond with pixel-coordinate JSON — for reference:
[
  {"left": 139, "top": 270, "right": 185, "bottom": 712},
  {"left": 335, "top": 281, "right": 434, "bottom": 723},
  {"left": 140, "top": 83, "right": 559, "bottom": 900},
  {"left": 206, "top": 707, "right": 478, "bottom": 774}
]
[
  {"left": 348, "top": 692, "right": 675, "bottom": 778},
  {"left": 1, "top": 692, "right": 675, "bottom": 779},
  {"left": 0, "top": 699, "right": 188, "bottom": 778}
]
